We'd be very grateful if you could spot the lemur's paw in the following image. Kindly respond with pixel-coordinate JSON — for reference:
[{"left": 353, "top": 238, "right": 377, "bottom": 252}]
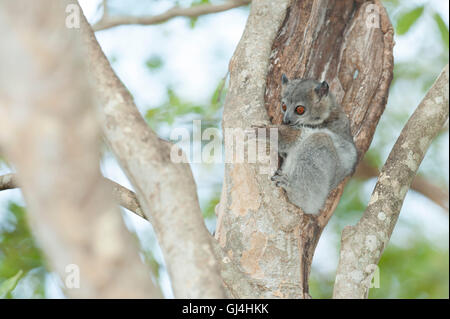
[
  {"left": 275, "top": 181, "right": 288, "bottom": 188},
  {"left": 250, "top": 120, "right": 271, "bottom": 128},
  {"left": 271, "top": 173, "right": 288, "bottom": 187},
  {"left": 271, "top": 169, "right": 283, "bottom": 178}
]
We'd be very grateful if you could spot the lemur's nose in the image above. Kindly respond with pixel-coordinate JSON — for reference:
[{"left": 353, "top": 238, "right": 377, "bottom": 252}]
[{"left": 283, "top": 118, "right": 291, "bottom": 125}]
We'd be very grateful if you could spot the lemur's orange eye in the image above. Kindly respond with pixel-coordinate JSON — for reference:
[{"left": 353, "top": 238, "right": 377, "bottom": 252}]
[
  {"left": 282, "top": 103, "right": 287, "bottom": 112},
  {"left": 296, "top": 105, "right": 305, "bottom": 115}
]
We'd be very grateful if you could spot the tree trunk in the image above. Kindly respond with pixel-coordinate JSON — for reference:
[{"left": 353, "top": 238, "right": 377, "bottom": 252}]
[
  {"left": 78, "top": 3, "right": 226, "bottom": 298},
  {"left": 0, "top": 0, "right": 396, "bottom": 299},
  {"left": 0, "top": 0, "right": 161, "bottom": 298},
  {"left": 333, "top": 64, "right": 449, "bottom": 298},
  {"left": 215, "top": 0, "right": 394, "bottom": 298}
]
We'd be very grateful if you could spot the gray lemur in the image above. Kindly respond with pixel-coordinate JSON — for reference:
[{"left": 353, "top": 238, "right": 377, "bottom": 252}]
[{"left": 271, "top": 74, "right": 357, "bottom": 215}]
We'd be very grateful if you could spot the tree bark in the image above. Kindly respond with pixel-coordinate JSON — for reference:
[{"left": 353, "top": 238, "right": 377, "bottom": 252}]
[
  {"left": 333, "top": 64, "right": 449, "bottom": 299},
  {"left": 0, "top": 0, "right": 161, "bottom": 298},
  {"left": 355, "top": 159, "right": 449, "bottom": 212},
  {"left": 78, "top": 3, "right": 226, "bottom": 298},
  {"left": 216, "top": 0, "right": 394, "bottom": 298},
  {"left": 0, "top": 0, "right": 399, "bottom": 299}
]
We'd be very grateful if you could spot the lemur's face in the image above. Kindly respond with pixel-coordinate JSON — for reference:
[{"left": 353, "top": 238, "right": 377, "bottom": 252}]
[{"left": 280, "top": 75, "right": 331, "bottom": 128}]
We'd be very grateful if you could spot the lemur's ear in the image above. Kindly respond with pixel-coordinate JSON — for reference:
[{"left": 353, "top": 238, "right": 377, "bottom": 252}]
[
  {"left": 281, "top": 73, "right": 289, "bottom": 85},
  {"left": 315, "top": 81, "right": 329, "bottom": 98}
]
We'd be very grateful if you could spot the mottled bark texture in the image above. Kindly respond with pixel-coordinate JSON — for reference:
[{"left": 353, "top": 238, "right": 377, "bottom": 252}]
[
  {"left": 355, "top": 159, "right": 449, "bottom": 212},
  {"left": 216, "top": 0, "right": 394, "bottom": 298},
  {"left": 77, "top": 3, "right": 226, "bottom": 298},
  {"left": 333, "top": 64, "right": 449, "bottom": 299},
  {"left": 0, "top": 1, "right": 161, "bottom": 298}
]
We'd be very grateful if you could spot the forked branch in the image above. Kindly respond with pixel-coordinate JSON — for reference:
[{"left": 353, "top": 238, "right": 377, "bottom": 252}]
[{"left": 333, "top": 64, "right": 449, "bottom": 299}]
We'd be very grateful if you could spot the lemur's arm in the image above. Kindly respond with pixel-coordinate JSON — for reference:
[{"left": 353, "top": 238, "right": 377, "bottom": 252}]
[{"left": 249, "top": 124, "right": 301, "bottom": 155}]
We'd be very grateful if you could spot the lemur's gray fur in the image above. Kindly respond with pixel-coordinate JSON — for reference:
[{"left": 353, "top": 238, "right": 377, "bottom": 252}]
[{"left": 271, "top": 74, "right": 357, "bottom": 215}]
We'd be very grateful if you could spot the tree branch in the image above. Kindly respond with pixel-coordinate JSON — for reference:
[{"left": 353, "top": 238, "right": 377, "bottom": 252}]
[
  {"left": 215, "top": 0, "right": 293, "bottom": 298},
  {"left": 78, "top": 3, "right": 226, "bottom": 298},
  {"left": 0, "top": 173, "right": 16, "bottom": 191},
  {"left": 355, "top": 160, "right": 449, "bottom": 212},
  {"left": 92, "top": 0, "right": 251, "bottom": 31},
  {"left": 216, "top": 0, "right": 394, "bottom": 298},
  {"left": 0, "top": 173, "right": 147, "bottom": 220},
  {"left": 102, "top": 0, "right": 108, "bottom": 17},
  {"left": 0, "top": 0, "right": 161, "bottom": 298},
  {"left": 0, "top": 171, "right": 258, "bottom": 297},
  {"left": 333, "top": 64, "right": 449, "bottom": 299}
]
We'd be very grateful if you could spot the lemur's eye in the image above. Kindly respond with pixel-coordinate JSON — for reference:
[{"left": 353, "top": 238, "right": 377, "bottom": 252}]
[
  {"left": 296, "top": 105, "right": 305, "bottom": 115},
  {"left": 282, "top": 103, "right": 287, "bottom": 112}
]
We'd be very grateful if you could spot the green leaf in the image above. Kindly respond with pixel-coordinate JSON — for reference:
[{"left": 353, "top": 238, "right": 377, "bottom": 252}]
[
  {"left": 145, "top": 56, "right": 164, "bottom": 71},
  {"left": 382, "top": 0, "right": 400, "bottom": 7},
  {"left": 202, "top": 194, "right": 220, "bottom": 219},
  {"left": 0, "top": 203, "right": 47, "bottom": 298},
  {"left": 142, "top": 250, "right": 160, "bottom": 279},
  {"left": 191, "top": 0, "right": 210, "bottom": 6},
  {"left": 433, "top": 12, "right": 449, "bottom": 49},
  {"left": 108, "top": 55, "right": 118, "bottom": 65},
  {"left": 369, "top": 242, "right": 449, "bottom": 298},
  {"left": 396, "top": 6, "right": 424, "bottom": 35},
  {"left": 145, "top": 88, "right": 208, "bottom": 130},
  {"left": 189, "top": 17, "right": 198, "bottom": 29},
  {"left": 145, "top": 108, "right": 161, "bottom": 119},
  {"left": 0, "top": 270, "right": 23, "bottom": 298},
  {"left": 210, "top": 77, "right": 227, "bottom": 110},
  {"left": 188, "top": 0, "right": 210, "bottom": 28}
]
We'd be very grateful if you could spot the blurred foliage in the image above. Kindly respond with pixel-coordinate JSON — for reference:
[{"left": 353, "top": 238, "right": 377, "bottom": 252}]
[
  {"left": 395, "top": 6, "right": 424, "bottom": 35},
  {"left": 0, "top": 203, "right": 47, "bottom": 298},
  {"left": 0, "top": 270, "right": 22, "bottom": 298},
  {"left": 331, "top": 179, "right": 369, "bottom": 229},
  {"left": 362, "top": 148, "right": 384, "bottom": 170},
  {"left": 0, "top": 153, "right": 9, "bottom": 168},
  {"left": 145, "top": 55, "right": 164, "bottom": 71},
  {"left": 145, "top": 77, "right": 226, "bottom": 131},
  {"left": 201, "top": 191, "right": 220, "bottom": 219},
  {"left": 389, "top": 1, "right": 449, "bottom": 88},
  {"left": 142, "top": 249, "right": 160, "bottom": 280},
  {"left": 434, "top": 12, "right": 449, "bottom": 49},
  {"left": 191, "top": 0, "right": 210, "bottom": 5},
  {"left": 146, "top": 88, "right": 206, "bottom": 128},
  {"left": 310, "top": 240, "right": 449, "bottom": 299},
  {"left": 369, "top": 242, "right": 449, "bottom": 298},
  {"left": 189, "top": 0, "right": 210, "bottom": 28}
]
